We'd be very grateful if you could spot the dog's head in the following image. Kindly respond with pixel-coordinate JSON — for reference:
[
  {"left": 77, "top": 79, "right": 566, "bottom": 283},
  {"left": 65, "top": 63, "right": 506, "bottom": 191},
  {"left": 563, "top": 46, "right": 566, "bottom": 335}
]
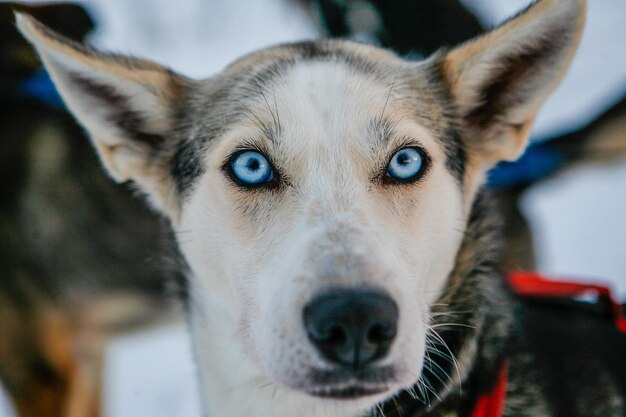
[{"left": 18, "top": 1, "right": 585, "bottom": 415}]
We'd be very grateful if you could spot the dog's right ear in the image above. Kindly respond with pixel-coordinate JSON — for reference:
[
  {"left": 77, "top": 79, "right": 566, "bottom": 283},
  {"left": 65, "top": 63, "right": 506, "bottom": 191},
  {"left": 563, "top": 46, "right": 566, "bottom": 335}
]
[
  {"left": 15, "top": 12, "right": 187, "bottom": 215},
  {"left": 439, "top": 0, "right": 586, "bottom": 169}
]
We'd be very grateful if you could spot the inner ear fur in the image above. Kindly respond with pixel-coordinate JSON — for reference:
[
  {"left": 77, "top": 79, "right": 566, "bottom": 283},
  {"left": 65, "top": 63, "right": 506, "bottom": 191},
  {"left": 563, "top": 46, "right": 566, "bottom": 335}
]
[
  {"left": 15, "top": 12, "right": 188, "bottom": 215},
  {"left": 440, "top": 0, "right": 586, "bottom": 167}
]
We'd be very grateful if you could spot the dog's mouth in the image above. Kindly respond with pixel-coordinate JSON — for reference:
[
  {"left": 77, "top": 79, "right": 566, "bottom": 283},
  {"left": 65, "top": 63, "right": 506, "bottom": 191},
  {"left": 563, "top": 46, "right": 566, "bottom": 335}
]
[
  {"left": 307, "top": 365, "right": 396, "bottom": 384},
  {"left": 302, "top": 366, "right": 396, "bottom": 399},
  {"left": 306, "top": 384, "right": 388, "bottom": 399}
]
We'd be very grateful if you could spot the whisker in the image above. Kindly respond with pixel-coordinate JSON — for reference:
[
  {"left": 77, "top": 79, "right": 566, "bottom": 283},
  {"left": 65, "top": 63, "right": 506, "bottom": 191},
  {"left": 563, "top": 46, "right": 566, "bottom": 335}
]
[
  {"left": 272, "top": 87, "right": 282, "bottom": 136},
  {"left": 406, "top": 386, "right": 418, "bottom": 400},
  {"left": 430, "top": 323, "right": 476, "bottom": 330},
  {"left": 391, "top": 396, "right": 402, "bottom": 416},
  {"left": 421, "top": 375, "right": 442, "bottom": 403},
  {"left": 422, "top": 363, "right": 449, "bottom": 391},
  {"left": 429, "top": 311, "right": 471, "bottom": 319},
  {"left": 416, "top": 376, "right": 430, "bottom": 407},
  {"left": 424, "top": 354, "right": 454, "bottom": 387},
  {"left": 252, "top": 76, "right": 280, "bottom": 139},
  {"left": 426, "top": 346, "right": 455, "bottom": 365},
  {"left": 378, "top": 70, "right": 400, "bottom": 123},
  {"left": 243, "top": 107, "right": 274, "bottom": 141},
  {"left": 427, "top": 329, "right": 463, "bottom": 392}
]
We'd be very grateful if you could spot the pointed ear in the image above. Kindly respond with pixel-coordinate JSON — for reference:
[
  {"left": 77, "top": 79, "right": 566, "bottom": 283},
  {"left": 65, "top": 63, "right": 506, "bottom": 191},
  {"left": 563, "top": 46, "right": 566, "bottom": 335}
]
[
  {"left": 15, "top": 12, "right": 187, "bottom": 214},
  {"left": 440, "top": 0, "right": 586, "bottom": 167}
]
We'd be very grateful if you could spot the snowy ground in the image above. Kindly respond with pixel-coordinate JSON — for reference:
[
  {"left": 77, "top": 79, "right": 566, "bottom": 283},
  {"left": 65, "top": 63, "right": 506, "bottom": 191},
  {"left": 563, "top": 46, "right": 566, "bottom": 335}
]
[{"left": 2, "top": 0, "right": 625, "bottom": 416}]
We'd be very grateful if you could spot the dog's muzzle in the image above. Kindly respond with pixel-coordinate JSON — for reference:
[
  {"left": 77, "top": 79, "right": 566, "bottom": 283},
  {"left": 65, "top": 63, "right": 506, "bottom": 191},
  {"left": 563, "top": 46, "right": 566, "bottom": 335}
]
[{"left": 303, "top": 289, "right": 398, "bottom": 370}]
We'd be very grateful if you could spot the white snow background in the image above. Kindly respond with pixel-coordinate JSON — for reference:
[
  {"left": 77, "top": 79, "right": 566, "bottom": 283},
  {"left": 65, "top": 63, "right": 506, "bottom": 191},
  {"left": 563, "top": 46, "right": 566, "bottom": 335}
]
[{"left": 1, "top": 0, "right": 625, "bottom": 415}]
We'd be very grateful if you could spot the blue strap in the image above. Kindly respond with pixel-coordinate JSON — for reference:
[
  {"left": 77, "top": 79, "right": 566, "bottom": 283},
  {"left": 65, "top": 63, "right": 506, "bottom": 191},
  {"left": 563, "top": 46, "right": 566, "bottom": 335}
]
[
  {"left": 19, "top": 70, "right": 65, "bottom": 108},
  {"left": 487, "top": 144, "right": 565, "bottom": 188}
]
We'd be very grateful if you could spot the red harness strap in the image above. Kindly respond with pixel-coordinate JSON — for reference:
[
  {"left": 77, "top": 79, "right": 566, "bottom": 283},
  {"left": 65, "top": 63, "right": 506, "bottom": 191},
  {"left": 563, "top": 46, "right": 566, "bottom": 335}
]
[
  {"left": 469, "top": 272, "right": 626, "bottom": 417},
  {"left": 508, "top": 271, "right": 626, "bottom": 333},
  {"left": 470, "top": 361, "right": 508, "bottom": 417}
]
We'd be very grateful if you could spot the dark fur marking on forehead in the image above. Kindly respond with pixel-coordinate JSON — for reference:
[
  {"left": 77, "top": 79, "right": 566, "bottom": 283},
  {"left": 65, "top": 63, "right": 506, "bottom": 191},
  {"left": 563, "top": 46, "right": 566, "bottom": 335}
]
[
  {"left": 232, "top": 41, "right": 394, "bottom": 87},
  {"left": 423, "top": 58, "right": 466, "bottom": 184},
  {"left": 170, "top": 79, "right": 245, "bottom": 197},
  {"left": 441, "top": 125, "right": 466, "bottom": 184},
  {"left": 171, "top": 138, "right": 205, "bottom": 195},
  {"left": 285, "top": 41, "right": 323, "bottom": 59}
]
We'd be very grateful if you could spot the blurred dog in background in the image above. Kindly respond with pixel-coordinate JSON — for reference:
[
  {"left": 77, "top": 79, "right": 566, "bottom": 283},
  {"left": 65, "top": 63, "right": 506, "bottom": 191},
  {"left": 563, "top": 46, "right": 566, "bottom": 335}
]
[{"left": 0, "top": 4, "right": 178, "bottom": 417}]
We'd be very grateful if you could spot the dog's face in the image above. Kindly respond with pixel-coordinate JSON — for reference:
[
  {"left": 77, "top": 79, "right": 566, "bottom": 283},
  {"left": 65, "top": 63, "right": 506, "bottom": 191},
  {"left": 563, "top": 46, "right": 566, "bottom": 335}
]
[
  {"left": 18, "top": 0, "right": 585, "bottom": 415},
  {"left": 180, "top": 53, "right": 466, "bottom": 403}
]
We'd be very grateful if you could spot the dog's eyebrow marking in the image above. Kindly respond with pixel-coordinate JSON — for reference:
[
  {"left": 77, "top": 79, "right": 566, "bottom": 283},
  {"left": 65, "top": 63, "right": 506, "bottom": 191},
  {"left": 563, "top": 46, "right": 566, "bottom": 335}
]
[
  {"left": 243, "top": 106, "right": 278, "bottom": 145},
  {"left": 251, "top": 76, "right": 283, "bottom": 140},
  {"left": 237, "top": 75, "right": 283, "bottom": 145}
]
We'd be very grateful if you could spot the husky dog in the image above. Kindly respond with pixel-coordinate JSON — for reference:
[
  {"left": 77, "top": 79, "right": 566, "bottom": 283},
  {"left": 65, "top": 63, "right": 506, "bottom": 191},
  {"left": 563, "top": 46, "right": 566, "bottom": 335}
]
[{"left": 16, "top": 0, "right": 626, "bottom": 416}]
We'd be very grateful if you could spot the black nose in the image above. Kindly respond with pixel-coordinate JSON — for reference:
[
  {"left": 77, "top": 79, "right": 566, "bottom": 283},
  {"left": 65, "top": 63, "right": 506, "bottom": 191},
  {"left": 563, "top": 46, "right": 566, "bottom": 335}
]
[{"left": 303, "top": 289, "right": 398, "bottom": 370}]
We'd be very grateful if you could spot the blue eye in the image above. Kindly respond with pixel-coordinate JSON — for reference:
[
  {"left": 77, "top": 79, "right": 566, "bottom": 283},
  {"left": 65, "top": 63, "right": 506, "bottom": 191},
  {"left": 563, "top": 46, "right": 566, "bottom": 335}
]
[
  {"left": 230, "top": 151, "right": 274, "bottom": 186},
  {"left": 386, "top": 147, "right": 425, "bottom": 181}
]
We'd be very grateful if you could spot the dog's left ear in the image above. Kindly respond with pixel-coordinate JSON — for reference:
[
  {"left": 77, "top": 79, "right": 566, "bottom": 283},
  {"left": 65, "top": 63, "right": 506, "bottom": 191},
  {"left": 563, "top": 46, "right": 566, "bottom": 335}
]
[
  {"left": 15, "top": 12, "right": 187, "bottom": 215},
  {"left": 440, "top": 0, "right": 586, "bottom": 167}
]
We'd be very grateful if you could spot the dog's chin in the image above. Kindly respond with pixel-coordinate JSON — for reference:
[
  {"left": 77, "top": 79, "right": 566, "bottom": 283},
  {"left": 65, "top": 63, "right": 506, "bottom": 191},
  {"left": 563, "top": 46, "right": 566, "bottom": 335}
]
[{"left": 299, "top": 384, "right": 394, "bottom": 417}]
